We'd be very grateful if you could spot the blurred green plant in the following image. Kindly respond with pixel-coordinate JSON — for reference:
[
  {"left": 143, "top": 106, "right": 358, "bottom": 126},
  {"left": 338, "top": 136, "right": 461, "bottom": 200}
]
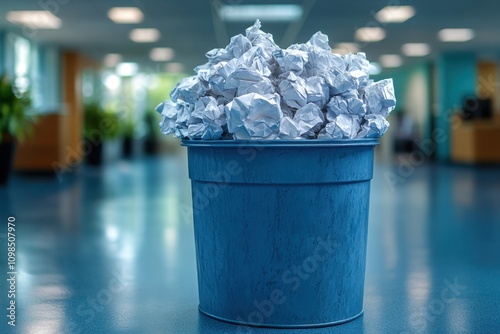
[
  {"left": 83, "top": 102, "right": 121, "bottom": 140},
  {"left": 0, "top": 75, "right": 35, "bottom": 143},
  {"left": 121, "top": 119, "right": 136, "bottom": 139},
  {"left": 145, "top": 109, "right": 161, "bottom": 137}
]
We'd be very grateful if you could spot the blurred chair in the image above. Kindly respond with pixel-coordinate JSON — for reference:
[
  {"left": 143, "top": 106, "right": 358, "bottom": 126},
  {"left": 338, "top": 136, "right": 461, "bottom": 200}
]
[{"left": 393, "top": 112, "right": 419, "bottom": 153}]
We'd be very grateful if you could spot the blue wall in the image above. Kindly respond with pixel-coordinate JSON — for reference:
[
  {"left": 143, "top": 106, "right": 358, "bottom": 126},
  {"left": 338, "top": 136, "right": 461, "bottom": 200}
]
[
  {"left": 0, "top": 31, "right": 4, "bottom": 75},
  {"left": 373, "top": 62, "right": 433, "bottom": 141},
  {"left": 38, "top": 46, "right": 61, "bottom": 111},
  {"left": 374, "top": 63, "right": 430, "bottom": 112},
  {"left": 437, "top": 53, "right": 477, "bottom": 161}
]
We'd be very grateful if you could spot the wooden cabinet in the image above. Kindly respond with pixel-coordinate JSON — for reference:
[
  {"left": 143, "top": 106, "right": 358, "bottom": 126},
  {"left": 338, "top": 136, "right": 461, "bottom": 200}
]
[
  {"left": 14, "top": 113, "right": 75, "bottom": 171},
  {"left": 451, "top": 115, "right": 500, "bottom": 163}
]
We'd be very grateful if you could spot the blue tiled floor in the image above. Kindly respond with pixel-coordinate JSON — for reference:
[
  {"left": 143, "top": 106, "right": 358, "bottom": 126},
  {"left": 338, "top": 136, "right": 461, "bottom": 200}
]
[{"left": 1, "top": 150, "right": 500, "bottom": 333}]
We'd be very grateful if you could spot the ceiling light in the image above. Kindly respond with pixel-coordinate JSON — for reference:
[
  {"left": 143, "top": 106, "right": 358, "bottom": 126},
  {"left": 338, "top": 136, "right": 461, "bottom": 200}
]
[
  {"left": 402, "top": 43, "right": 430, "bottom": 56},
  {"left": 355, "top": 27, "right": 386, "bottom": 42},
  {"left": 116, "top": 62, "right": 139, "bottom": 76},
  {"left": 150, "top": 48, "right": 175, "bottom": 62},
  {"left": 380, "top": 54, "right": 403, "bottom": 68},
  {"left": 438, "top": 29, "right": 474, "bottom": 42},
  {"left": 165, "top": 63, "right": 184, "bottom": 74},
  {"left": 130, "top": 28, "right": 160, "bottom": 43},
  {"left": 6, "top": 10, "right": 62, "bottom": 29},
  {"left": 108, "top": 7, "right": 143, "bottom": 24},
  {"left": 331, "top": 43, "right": 359, "bottom": 54},
  {"left": 103, "top": 54, "right": 122, "bottom": 67},
  {"left": 376, "top": 6, "right": 415, "bottom": 23},
  {"left": 103, "top": 73, "right": 121, "bottom": 90},
  {"left": 219, "top": 4, "right": 303, "bottom": 22}
]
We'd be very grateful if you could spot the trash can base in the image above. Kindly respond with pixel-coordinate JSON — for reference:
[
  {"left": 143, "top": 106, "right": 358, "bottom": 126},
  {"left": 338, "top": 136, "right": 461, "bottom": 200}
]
[{"left": 198, "top": 306, "right": 364, "bottom": 329}]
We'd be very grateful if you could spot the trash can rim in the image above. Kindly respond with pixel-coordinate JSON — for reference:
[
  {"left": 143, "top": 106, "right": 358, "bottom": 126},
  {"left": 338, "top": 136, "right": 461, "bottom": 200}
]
[{"left": 181, "top": 138, "right": 379, "bottom": 148}]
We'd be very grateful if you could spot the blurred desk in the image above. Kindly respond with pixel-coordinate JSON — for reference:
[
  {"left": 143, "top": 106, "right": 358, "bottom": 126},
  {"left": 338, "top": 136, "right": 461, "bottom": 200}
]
[
  {"left": 451, "top": 114, "right": 500, "bottom": 163},
  {"left": 14, "top": 113, "right": 80, "bottom": 172},
  {"left": 15, "top": 51, "right": 89, "bottom": 172}
]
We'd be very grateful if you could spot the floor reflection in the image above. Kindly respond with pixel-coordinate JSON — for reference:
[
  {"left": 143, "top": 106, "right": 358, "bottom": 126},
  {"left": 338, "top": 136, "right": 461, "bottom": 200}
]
[{"left": 0, "top": 155, "right": 499, "bottom": 333}]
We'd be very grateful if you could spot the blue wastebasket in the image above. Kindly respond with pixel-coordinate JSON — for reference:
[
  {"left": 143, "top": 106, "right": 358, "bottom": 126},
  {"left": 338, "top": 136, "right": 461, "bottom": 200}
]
[{"left": 183, "top": 139, "right": 378, "bottom": 328}]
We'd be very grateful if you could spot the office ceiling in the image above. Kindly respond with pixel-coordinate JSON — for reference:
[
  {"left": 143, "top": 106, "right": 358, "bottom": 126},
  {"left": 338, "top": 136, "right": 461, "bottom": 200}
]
[{"left": 1, "top": 0, "right": 500, "bottom": 74}]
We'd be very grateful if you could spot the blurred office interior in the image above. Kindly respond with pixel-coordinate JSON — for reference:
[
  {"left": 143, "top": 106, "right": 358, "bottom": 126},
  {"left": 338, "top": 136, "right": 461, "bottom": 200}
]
[{"left": 0, "top": 1, "right": 499, "bottom": 333}]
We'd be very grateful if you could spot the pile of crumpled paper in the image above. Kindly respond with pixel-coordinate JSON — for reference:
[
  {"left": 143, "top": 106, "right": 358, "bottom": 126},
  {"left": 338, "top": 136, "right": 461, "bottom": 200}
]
[{"left": 156, "top": 20, "right": 396, "bottom": 140}]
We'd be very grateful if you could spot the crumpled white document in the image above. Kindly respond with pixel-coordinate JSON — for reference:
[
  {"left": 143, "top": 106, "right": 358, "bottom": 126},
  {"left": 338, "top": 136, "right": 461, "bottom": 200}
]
[
  {"left": 279, "top": 116, "right": 302, "bottom": 139},
  {"left": 187, "top": 96, "right": 226, "bottom": 139},
  {"left": 294, "top": 103, "right": 325, "bottom": 138},
  {"left": 364, "top": 79, "right": 396, "bottom": 117},
  {"left": 344, "top": 53, "right": 371, "bottom": 77},
  {"left": 225, "top": 65, "right": 275, "bottom": 96},
  {"left": 274, "top": 48, "right": 309, "bottom": 75},
  {"left": 322, "top": 68, "right": 356, "bottom": 96},
  {"left": 357, "top": 114, "right": 390, "bottom": 138},
  {"left": 158, "top": 20, "right": 396, "bottom": 140},
  {"left": 326, "top": 90, "right": 366, "bottom": 120},
  {"left": 279, "top": 72, "right": 307, "bottom": 109},
  {"left": 305, "top": 76, "right": 329, "bottom": 108},
  {"left": 226, "top": 93, "right": 283, "bottom": 140},
  {"left": 170, "top": 75, "right": 208, "bottom": 104},
  {"left": 278, "top": 103, "right": 324, "bottom": 139},
  {"left": 318, "top": 114, "right": 361, "bottom": 139},
  {"left": 245, "top": 19, "right": 279, "bottom": 59},
  {"left": 156, "top": 100, "right": 192, "bottom": 138},
  {"left": 157, "top": 100, "right": 177, "bottom": 134}
]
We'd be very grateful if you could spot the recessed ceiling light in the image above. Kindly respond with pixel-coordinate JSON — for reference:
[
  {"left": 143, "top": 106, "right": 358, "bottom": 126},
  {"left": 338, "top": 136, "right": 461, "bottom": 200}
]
[
  {"left": 331, "top": 43, "right": 359, "bottom": 54},
  {"left": 103, "top": 73, "right": 121, "bottom": 90},
  {"left": 376, "top": 6, "right": 415, "bottom": 23},
  {"left": 130, "top": 28, "right": 160, "bottom": 43},
  {"left": 219, "top": 4, "right": 303, "bottom": 22},
  {"left": 355, "top": 27, "right": 386, "bottom": 42},
  {"left": 165, "top": 62, "right": 184, "bottom": 73},
  {"left": 380, "top": 54, "right": 403, "bottom": 68},
  {"left": 438, "top": 29, "right": 474, "bottom": 42},
  {"left": 103, "top": 54, "right": 122, "bottom": 67},
  {"left": 402, "top": 43, "right": 430, "bottom": 56},
  {"left": 150, "top": 48, "right": 175, "bottom": 62},
  {"left": 6, "top": 10, "right": 62, "bottom": 29},
  {"left": 108, "top": 7, "right": 143, "bottom": 24},
  {"left": 116, "top": 62, "right": 139, "bottom": 76}
]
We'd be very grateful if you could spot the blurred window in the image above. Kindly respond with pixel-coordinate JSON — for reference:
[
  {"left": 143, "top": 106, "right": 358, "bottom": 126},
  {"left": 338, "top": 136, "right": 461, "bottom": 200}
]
[
  {"left": 4, "top": 33, "right": 62, "bottom": 113},
  {"left": 6, "top": 33, "right": 31, "bottom": 95}
]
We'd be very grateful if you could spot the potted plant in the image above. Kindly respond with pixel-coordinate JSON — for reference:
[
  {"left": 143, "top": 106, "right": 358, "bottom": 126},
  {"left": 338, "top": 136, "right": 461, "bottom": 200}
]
[
  {"left": 121, "top": 119, "right": 135, "bottom": 158},
  {"left": 83, "top": 102, "right": 121, "bottom": 165},
  {"left": 144, "top": 109, "right": 160, "bottom": 154},
  {"left": 0, "top": 75, "right": 34, "bottom": 185}
]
